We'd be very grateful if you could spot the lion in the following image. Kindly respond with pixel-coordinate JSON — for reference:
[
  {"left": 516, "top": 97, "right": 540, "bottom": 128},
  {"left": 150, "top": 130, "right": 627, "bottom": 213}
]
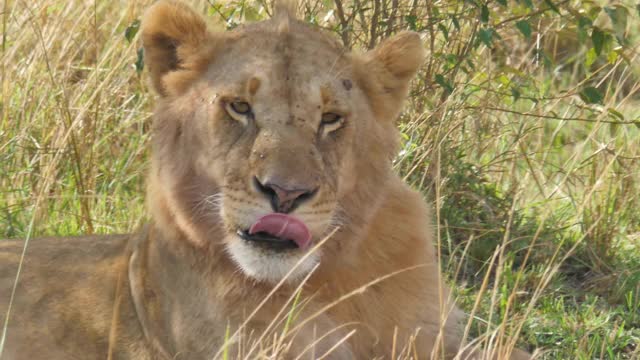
[{"left": 0, "top": 1, "right": 532, "bottom": 359}]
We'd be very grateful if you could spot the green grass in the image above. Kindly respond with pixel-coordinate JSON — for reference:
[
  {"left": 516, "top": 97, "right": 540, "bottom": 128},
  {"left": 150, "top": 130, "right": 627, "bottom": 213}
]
[{"left": 1, "top": 0, "right": 639, "bottom": 358}]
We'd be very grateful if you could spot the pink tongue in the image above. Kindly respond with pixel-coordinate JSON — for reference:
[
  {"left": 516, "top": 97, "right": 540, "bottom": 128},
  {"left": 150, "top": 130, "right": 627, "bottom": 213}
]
[{"left": 249, "top": 213, "right": 312, "bottom": 249}]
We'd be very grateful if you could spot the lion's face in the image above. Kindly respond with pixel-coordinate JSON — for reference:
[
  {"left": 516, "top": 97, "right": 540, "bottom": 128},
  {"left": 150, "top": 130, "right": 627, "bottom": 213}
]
[
  {"left": 142, "top": 1, "right": 424, "bottom": 283},
  {"left": 195, "top": 29, "right": 361, "bottom": 282}
]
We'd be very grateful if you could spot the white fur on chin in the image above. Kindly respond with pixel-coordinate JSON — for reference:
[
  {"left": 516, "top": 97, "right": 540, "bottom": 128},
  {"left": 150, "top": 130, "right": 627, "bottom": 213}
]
[{"left": 226, "top": 236, "right": 320, "bottom": 283}]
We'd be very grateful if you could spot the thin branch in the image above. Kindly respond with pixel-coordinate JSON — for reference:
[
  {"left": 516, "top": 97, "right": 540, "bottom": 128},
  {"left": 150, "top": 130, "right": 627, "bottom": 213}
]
[
  {"left": 465, "top": 105, "right": 640, "bottom": 125},
  {"left": 385, "top": 0, "right": 398, "bottom": 37},
  {"left": 367, "top": 0, "right": 380, "bottom": 49},
  {"left": 333, "top": 0, "right": 350, "bottom": 49}
]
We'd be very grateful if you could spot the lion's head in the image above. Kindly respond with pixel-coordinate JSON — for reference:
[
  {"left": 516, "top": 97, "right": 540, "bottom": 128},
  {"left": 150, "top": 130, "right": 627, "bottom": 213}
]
[{"left": 142, "top": 1, "right": 424, "bottom": 282}]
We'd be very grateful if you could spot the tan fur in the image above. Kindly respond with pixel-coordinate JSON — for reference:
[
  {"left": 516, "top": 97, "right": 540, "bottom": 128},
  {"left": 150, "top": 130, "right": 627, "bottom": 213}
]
[{"left": 0, "top": 1, "right": 532, "bottom": 359}]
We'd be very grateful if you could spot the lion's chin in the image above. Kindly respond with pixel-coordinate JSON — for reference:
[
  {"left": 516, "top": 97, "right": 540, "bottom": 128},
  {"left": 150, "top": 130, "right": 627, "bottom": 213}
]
[{"left": 225, "top": 234, "right": 320, "bottom": 283}]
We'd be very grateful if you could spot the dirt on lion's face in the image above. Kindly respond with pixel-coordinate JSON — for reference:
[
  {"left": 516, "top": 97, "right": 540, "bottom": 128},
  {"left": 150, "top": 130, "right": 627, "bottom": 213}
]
[{"left": 143, "top": 1, "right": 424, "bottom": 283}]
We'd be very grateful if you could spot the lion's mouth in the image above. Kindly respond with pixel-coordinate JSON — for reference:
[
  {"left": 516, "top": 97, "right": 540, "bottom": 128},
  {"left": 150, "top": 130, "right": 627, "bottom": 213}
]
[
  {"left": 237, "top": 229, "right": 299, "bottom": 250},
  {"left": 237, "top": 213, "right": 312, "bottom": 251}
]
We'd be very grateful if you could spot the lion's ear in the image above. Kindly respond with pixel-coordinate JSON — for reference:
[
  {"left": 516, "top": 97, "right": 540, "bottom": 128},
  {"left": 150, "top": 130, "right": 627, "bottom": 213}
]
[
  {"left": 141, "top": 0, "right": 210, "bottom": 96},
  {"left": 355, "top": 32, "right": 425, "bottom": 121}
]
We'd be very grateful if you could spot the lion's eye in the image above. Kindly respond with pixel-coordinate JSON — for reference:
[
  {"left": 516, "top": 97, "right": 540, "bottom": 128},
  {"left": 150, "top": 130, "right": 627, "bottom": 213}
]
[
  {"left": 321, "top": 112, "right": 342, "bottom": 125},
  {"left": 229, "top": 101, "right": 252, "bottom": 115},
  {"left": 225, "top": 101, "right": 253, "bottom": 125},
  {"left": 319, "top": 112, "right": 344, "bottom": 136}
]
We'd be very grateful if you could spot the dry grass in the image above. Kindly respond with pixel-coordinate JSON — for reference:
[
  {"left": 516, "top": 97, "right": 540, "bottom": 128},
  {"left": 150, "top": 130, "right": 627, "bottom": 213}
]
[{"left": 1, "top": 0, "right": 639, "bottom": 358}]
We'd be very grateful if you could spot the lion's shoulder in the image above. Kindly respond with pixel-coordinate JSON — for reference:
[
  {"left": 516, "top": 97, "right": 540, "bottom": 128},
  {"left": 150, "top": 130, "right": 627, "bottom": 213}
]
[
  {"left": 0, "top": 234, "right": 140, "bottom": 358},
  {"left": 0, "top": 233, "right": 131, "bottom": 311},
  {"left": 0, "top": 234, "right": 130, "bottom": 276}
]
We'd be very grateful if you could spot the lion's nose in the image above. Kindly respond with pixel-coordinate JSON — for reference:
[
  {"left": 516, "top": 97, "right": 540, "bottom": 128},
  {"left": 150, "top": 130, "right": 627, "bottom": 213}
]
[{"left": 253, "top": 177, "right": 318, "bottom": 213}]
